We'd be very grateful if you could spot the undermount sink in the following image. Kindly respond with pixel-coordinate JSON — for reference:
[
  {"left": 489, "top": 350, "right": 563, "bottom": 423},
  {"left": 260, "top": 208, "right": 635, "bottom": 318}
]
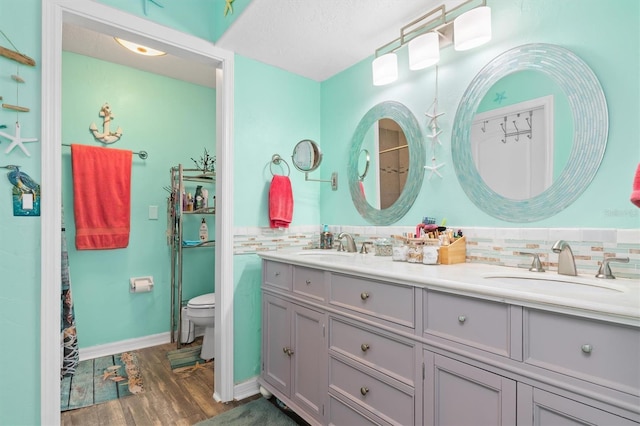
[{"left": 483, "top": 273, "right": 627, "bottom": 293}]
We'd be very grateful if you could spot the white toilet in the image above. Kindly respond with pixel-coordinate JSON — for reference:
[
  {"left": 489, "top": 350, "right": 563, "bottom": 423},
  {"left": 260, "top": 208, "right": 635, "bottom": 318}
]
[{"left": 186, "top": 292, "right": 215, "bottom": 360}]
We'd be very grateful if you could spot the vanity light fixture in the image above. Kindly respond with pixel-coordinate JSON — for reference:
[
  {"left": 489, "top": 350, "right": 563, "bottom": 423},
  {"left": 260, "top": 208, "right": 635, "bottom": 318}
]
[
  {"left": 114, "top": 37, "right": 166, "bottom": 57},
  {"left": 454, "top": 6, "right": 492, "bottom": 51},
  {"left": 372, "top": 0, "right": 491, "bottom": 86}
]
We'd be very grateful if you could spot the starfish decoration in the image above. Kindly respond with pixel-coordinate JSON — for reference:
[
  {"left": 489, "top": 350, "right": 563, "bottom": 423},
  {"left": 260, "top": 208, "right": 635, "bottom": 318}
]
[
  {"left": 494, "top": 91, "right": 507, "bottom": 104},
  {"left": 224, "top": 0, "right": 235, "bottom": 16},
  {"left": 0, "top": 122, "right": 38, "bottom": 157},
  {"left": 425, "top": 157, "right": 446, "bottom": 179},
  {"left": 143, "top": 0, "right": 163, "bottom": 15}
]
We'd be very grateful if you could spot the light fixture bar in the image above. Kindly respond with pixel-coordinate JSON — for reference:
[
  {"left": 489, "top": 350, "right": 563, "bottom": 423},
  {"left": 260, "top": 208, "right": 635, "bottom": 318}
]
[{"left": 374, "top": 0, "right": 487, "bottom": 58}]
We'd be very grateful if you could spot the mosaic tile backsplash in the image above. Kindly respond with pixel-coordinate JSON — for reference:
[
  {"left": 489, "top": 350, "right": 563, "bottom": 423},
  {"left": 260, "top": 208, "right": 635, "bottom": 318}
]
[{"left": 234, "top": 225, "right": 640, "bottom": 280}]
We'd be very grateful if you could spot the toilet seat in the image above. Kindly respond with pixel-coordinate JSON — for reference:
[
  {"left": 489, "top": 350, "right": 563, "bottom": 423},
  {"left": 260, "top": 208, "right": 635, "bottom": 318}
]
[{"left": 188, "top": 293, "right": 216, "bottom": 309}]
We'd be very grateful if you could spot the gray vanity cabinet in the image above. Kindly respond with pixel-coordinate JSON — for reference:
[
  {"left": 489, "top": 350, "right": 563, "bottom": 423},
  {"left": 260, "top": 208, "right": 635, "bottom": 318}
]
[
  {"left": 260, "top": 257, "right": 640, "bottom": 425},
  {"left": 423, "top": 351, "right": 517, "bottom": 425},
  {"left": 517, "top": 384, "right": 638, "bottom": 426},
  {"left": 262, "top": 288, "right": 327, "bottom": 424}
]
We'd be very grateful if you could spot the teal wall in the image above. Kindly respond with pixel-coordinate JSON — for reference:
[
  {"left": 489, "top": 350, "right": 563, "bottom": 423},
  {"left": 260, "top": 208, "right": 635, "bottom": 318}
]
[
  {"left": 232, "top": 55, "right": 320, "bottom": 382},
  {"left": 0, "top": 1, "right": 42, "bottom": 424},
  {"left": 320, "top": 0, "right": 640, "bottom": 229},
  {"left": 61, "top": 52, "right": 216, "bottom": 347},
  {"left": 1, "top": 0, "right": 639, "bottom": 424}
]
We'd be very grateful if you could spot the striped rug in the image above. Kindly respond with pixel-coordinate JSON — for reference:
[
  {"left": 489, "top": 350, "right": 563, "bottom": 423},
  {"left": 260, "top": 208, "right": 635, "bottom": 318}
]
[
  {"left": 60, "top": 351, "right": 144, "bottom": 411},
  {"left": 167, "top": 345, "right": 211, "bottom": 371}
]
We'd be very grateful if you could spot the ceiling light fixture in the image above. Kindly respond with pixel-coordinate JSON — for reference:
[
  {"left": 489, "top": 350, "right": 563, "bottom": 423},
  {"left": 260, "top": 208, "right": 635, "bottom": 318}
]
[
  {"left": 372, "top": 0, "right": 491, "bottom": 86},
  {"left": 114, "top": 37, "right": 166, "bottom": 57}
]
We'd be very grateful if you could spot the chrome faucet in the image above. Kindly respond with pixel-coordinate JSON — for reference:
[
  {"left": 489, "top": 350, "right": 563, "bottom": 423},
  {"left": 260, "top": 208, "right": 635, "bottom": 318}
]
[
  {"left": 551, "top": 240, "right": 577, "bottom": 276},
  {"left": 336, "top": 232, "right": 357, "bottom": 253}
]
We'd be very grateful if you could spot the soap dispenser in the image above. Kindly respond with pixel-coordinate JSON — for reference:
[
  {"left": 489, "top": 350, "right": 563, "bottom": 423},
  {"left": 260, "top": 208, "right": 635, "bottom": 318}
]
[
  {"left": 320, "top": 225, "right": 333, "bottom": 249},
  {"left": 199, "top": 218, "right": 209, "bottom": 242}
]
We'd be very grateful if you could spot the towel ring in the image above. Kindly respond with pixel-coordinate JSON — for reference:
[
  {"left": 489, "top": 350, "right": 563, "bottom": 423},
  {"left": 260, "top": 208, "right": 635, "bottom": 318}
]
[{"left": 270, "top": 154, "right": 290, "bottom": 176}]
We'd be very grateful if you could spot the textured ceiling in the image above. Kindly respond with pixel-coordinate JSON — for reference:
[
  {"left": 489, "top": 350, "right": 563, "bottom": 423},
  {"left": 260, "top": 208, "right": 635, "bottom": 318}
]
[
  {"left": 217, "top": 0, "right": 462, "bottom": 81},
  {"left": 63, "top": 1, "right": 465, "bottom": 86}
]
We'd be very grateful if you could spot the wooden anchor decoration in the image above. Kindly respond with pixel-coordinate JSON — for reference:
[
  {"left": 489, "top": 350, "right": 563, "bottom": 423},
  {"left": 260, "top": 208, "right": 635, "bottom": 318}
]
[{"left": 90, "top": 103, "right": 123, "bottom": 144}]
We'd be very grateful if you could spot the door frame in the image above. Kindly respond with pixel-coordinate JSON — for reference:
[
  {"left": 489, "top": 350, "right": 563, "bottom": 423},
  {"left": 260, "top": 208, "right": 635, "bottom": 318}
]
[{"left": 41, "top": 1, "right": 235, "bottom": 423}]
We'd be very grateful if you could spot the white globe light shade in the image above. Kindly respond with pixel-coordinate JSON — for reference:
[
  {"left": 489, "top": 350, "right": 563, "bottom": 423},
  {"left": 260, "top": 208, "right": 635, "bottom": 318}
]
[
  {"left": 372, "top": 53, "right": 398, "bottom": 86},
  {"left": 454, "top": 6, "right": 492, "bottom": 51},
  {"left": 408, "top": 32, "right": 440, "bottom": 70}
]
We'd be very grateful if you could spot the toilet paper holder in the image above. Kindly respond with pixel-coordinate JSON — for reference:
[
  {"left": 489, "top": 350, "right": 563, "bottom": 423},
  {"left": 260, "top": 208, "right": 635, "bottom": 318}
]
[{"left": 130, "top": 276, "right": 154, "bottom": 293}]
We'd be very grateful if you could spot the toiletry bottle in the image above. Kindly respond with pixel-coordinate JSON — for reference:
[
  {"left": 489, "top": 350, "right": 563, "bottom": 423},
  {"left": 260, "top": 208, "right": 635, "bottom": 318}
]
[
  {"left": 194, "top": 185, "right": 203, "bottom": 211},
  {"left": 199, "top": 218, "right": 208, "bottom": 242},
  {"left": 186, "top": 193, "right": 194, "bottom": 212},
  {"left": 201, "top": 188, "right": 208, "bottom": 209},
  {"left": 321, "top": 225, "right": 333, "bottom": 249}
]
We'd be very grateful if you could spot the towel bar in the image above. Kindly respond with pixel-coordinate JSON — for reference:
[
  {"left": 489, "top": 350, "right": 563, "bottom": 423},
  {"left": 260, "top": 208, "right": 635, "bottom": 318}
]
[{"left": 62, "top": 143, "right": 148, "bottom": 159}]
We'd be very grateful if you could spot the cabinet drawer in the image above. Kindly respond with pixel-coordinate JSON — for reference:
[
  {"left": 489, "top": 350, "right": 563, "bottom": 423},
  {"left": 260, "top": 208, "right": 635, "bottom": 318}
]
[
  {"left": 329, "top": 317, "right": 414, "bottom": 385},
  {"left": 263, "top": 261, "right": 291, "bottom": 290},
  {"left": 293, "top": 266, "right": 326, "bottom": 302},
  {"left": 329, "top": 356, "right": 414, "bottom": 426},
  {"left": 329, "top": 394, "right": 391, "bottom": 426},
  {"left": 330, "top": 274, "right": 415, "bottom": 329},
  {"left": 424, "top": 290, "right": 512, "bottom": 357},
  {"left": 524, "top": 309, "right": 640, "bottom": 395}
]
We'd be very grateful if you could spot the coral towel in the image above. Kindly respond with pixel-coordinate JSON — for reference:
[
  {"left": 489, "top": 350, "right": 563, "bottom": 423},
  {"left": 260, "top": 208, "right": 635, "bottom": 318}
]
[
  {"left": 631, "top": 163, "right": 640, "bottom": 208},
  {"left": 71, "top": 144, "right": 132, "bottom": 249},
  {"left": 269, "top": 175, "right": 293, "bottom": 228}
]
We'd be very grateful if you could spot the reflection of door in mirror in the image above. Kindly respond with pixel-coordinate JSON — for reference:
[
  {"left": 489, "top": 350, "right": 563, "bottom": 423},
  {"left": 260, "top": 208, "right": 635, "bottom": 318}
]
[
  {"left": 471, "top": 96, "right": 554, "bottom": 200},
  {"left": 378, "top": 118, "right": 408, "bottom": 209}
]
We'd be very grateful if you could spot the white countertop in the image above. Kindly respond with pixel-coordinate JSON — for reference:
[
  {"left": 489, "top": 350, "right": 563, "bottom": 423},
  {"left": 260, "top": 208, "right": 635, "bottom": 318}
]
[{"left": 258, "top": 249, "right": 640, "bottom": 326}]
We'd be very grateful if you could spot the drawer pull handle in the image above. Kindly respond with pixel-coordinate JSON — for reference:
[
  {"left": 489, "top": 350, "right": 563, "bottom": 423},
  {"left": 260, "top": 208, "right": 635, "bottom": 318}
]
[
  {"left": 274, "top": 272, "right": 280, "bottom": 277},
  {"left": 458, "top": 315, "right": 467, "bottom": 323},
  {"left": 305, "top": 279, "right": 311, "bottom": 285},
  {"left": 360, "top": 387, "right": 369, "bottom": 396},
  {"left": 361, "top": 344, "right": 370, "bottom": 352},
  {"left": 360, "top": 292, "right": 370, "bottom": 300},
  {"left": 581, "top": 344, "right": 593, "bottom": 354}
]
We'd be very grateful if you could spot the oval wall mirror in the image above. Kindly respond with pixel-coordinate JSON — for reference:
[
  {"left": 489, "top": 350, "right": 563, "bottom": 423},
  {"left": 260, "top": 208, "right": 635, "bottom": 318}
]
[
  {"left": 292, "top": 139, "right": 322, "bottom": 172},
  {"left": 452, "top": 43, "right": 608, "bottom": 222},
  {"left": 348, "top": 101, "right": 426, "bottom": 225}
]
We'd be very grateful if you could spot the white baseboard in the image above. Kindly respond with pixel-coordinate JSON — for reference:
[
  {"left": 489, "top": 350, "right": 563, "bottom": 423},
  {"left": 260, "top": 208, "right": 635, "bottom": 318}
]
[
  {"left": 79, "top": 332, "right": 171, "bottom": 361},
  {"left": 233, "top": 376, "right": 260, "bottom": 401}
]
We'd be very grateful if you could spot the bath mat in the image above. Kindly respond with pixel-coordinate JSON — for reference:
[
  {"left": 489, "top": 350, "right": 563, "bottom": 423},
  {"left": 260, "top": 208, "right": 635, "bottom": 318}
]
[
  {"left": 60, "top": 351, "right": 144, "bottom": 411},
  {"left": 167, "top": 345, "right": 211, "bottom": 371},
  {"left": 194, "top": 397, "right": 299, "bottom": 426}
]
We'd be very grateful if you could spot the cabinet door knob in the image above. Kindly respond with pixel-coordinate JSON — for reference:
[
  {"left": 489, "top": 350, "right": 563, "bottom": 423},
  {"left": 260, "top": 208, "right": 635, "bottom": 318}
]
[
  {"left": 274, "top": 272, "right": 280, "bottom": 277},
  {"left": 581, "top": 344, "right": 593, "bottom": 354},
  {"left": 361, "top": 343, "right": 370, "bottom": 352},
  {"left": 360, "top": 292, "right": 370, "bottom": 300},
  {"left": 283, "top": 347, "right": 293, "bottom": 356},
  {"left": 458, "top": 315, "right": 466, "bottom": 323},
  {"left": 360, "top": 387, "right": 369, "bottom": 396},
  {"left": 305, "top": 279, "right": 311, "bottom": 285}
]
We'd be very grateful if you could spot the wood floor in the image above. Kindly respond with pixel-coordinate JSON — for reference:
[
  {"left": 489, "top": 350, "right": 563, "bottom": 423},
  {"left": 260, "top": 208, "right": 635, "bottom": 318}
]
[{"left": 61, "top": 339, "right": 259, "bottom": 426}]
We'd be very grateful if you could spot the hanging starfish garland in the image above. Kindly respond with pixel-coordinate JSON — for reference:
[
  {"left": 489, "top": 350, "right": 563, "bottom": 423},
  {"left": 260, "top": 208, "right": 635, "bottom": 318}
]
[
  {"left": 0, "top": 122, "right": 38, "bottom": 157},
  {"left": 424, "top": 65, "right": 445, "bottom": 180}
]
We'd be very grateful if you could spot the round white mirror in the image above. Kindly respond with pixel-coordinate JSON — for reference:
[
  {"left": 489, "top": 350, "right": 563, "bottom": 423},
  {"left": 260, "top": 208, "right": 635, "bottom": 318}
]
[
  {"left": 452, "top": 43, "right": 608, "bottom": 222},
  {"left": 348, "top": 101, "right": 426, "bottom": 225},
  {"left": 292, "top": 139, "right": 322, "bottom": 172}
]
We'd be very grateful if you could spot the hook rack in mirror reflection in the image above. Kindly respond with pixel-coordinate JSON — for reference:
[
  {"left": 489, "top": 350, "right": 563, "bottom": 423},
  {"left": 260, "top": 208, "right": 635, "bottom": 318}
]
[
  {"left": 291, "top": 139, "right": 338, "bottom": 191},
  {"left": 358, "top": 149, "right": 370, "bottom": 181}
]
